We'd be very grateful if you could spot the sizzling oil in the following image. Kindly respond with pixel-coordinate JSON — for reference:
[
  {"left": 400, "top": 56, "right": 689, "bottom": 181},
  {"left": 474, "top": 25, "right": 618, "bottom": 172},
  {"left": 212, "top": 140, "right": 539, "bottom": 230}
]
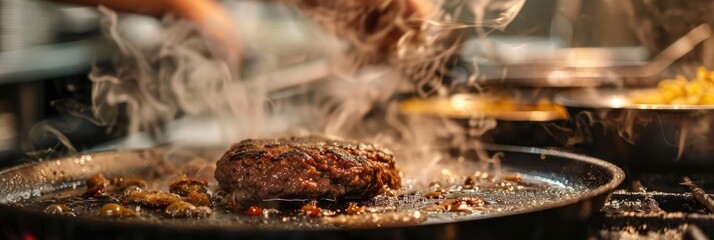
[{"left": 13, "top": 174, "right": 577, "bottom": 230}]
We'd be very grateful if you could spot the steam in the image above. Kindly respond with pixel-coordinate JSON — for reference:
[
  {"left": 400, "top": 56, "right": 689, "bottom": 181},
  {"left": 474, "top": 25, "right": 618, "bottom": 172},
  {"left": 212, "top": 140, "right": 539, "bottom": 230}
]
[
  {"left": 90, "top": 6, "right": 270, "bottom": 141},
  {"left": 23, "top": 121, "right": 78, "bottom": 158},
  {"left": 82, "top": 1, "right": 527, "bottom": 185},
  {"left": 562, "top": 107, "right": 713, "bottom": 164}
]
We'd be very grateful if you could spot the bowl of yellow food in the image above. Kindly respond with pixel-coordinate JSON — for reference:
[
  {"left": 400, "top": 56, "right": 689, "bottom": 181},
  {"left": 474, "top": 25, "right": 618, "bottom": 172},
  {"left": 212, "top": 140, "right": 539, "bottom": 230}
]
[
  {"left": 555, "top": 67, "right": 714, "bottom": 171},
  {"left": 398, "top": 93, "right": 569, "bottom": 147}
]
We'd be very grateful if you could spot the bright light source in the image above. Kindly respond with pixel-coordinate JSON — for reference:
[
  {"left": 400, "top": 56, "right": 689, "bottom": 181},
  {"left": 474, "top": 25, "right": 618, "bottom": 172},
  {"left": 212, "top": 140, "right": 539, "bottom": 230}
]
[{"left": 609, "top": 97, "right": 626, "bottom": 107}]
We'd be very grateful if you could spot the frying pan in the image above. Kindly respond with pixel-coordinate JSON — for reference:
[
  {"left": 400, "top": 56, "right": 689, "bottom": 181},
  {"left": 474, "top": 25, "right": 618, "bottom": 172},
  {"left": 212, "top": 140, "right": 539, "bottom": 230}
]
[
  {"left": 0, "top": 144, "right": 623, "bottom": 240},
  {"left": 556, "top": 88, "right": 714, "bottom": 171}
]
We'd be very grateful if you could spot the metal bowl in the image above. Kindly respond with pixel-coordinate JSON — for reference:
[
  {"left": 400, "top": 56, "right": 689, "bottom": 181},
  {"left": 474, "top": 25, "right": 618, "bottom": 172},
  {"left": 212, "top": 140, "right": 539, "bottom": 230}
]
[
  {"left": 555, "top": 88, "right": 714, "bottom": 171},
  {"left": 398, "top": 94, "right": 569, "bottom": 147}
]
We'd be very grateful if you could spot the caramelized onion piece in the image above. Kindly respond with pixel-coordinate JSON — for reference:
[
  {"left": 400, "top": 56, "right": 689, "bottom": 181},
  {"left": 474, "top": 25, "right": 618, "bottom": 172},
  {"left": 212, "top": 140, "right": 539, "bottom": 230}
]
[
  {"left": 127, "top": 190, "right": 181, "bottom": 208},
  {"left": 169, "top": 176, "right": 208, "bottom": 196},
  {"left": 122, "top": 185, "right": 143, "bottom": 196},
  {"left": 185, "top": 192, "right": 211, "bottom": 207},
  {"left": 83, "top": 186, "right": 107, "bottom": 198},
  {"left": 99, "top": 203, "right": 138, "bottom": 218},
  {"left": 44, "top": 204, "right": 76, "bottom": 217},
  {"left": 87, "top": 174, "right": 110, "bottom": 189},
  {"left": 111, "top": 176, "right": 148, "bottom": 190},
  {"left": 84, "top": 174, "right": 110, "bottom": 197}
]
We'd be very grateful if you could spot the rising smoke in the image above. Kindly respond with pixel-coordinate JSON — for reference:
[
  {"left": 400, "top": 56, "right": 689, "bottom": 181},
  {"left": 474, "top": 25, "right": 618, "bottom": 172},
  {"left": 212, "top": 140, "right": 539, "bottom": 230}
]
[{"left": 84, "top": 0, "right": 525, "bottom": 184}]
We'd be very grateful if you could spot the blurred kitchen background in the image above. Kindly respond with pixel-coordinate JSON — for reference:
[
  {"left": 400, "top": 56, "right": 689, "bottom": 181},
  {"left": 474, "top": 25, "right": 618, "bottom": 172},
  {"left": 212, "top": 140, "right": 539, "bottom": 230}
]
[{"left": 1, "top": 0, "right": 712, "bottom": 166}]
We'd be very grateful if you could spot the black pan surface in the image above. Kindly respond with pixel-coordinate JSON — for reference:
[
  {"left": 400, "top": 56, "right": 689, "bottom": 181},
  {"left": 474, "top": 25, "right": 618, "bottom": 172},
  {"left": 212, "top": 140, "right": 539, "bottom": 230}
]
[{"left": 0, "top": 144, "right": 623, "bottom": 240}]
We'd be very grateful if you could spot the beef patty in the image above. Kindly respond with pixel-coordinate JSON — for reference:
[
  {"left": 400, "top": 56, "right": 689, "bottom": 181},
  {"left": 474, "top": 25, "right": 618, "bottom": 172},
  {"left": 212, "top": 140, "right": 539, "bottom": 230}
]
[{"left": 214, "top": 136, "right": 401, "bottom": 202}]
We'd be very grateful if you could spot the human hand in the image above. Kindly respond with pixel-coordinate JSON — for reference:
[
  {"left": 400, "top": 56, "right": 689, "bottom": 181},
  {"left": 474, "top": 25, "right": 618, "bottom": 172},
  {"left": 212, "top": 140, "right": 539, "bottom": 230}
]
[
  {"left": 363, "top": 0, "right": 434, "bottom": 52},
  {"left": 288, "top": 0, "right": 434, "bottom": 60},
  {"left": 172, "top": 0, "right": 242, "bottom": 68}
]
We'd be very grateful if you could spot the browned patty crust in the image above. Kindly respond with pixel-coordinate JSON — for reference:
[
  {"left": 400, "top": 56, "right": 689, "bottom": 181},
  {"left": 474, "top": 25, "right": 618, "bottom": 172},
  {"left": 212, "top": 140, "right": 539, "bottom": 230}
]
[{"left": 214, "top": 136, "right": 400, "bottom": 202}]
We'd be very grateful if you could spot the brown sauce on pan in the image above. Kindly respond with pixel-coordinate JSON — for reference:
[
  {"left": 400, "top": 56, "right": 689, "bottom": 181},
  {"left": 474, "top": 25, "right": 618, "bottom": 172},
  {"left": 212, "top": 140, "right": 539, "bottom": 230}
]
[{"left": 15, "top": 172, "right": 576, "bottom": 229}]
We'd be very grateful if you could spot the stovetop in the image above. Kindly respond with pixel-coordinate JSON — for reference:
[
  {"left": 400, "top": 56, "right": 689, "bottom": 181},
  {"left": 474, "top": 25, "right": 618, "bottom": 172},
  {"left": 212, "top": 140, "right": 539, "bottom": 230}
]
[{"left": 596, "top": 173, "right": 714, "bottom": 240}]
